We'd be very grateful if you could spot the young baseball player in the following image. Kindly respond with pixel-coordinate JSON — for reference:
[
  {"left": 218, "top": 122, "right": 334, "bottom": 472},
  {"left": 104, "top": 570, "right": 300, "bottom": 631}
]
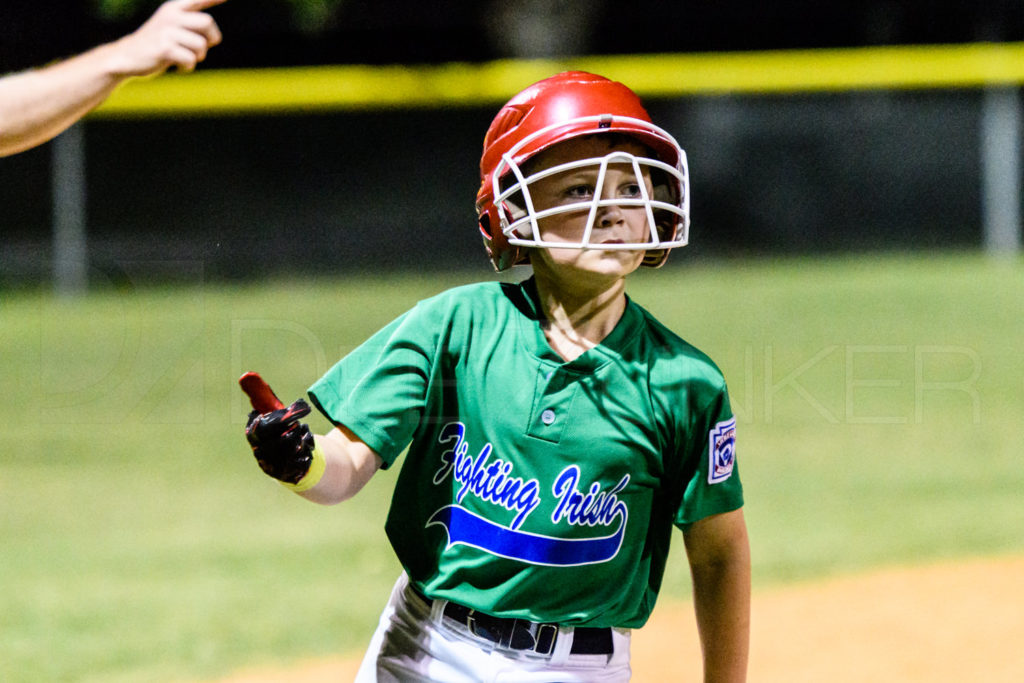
[{"left": 242, "top": 71, "right": 750, "bottom": 682}]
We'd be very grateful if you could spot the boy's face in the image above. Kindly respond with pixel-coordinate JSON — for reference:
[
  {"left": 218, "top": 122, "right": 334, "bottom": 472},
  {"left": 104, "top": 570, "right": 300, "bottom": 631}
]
[{"left": 523, "top": 136, "right": 655, "bottom": 279}]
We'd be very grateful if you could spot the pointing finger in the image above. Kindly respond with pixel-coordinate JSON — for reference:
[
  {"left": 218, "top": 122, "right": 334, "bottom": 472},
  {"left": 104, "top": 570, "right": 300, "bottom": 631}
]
[
  {"left": 239, "top": 372, "right": 286, "bottom": 414},
  {"left": 178, "top": 0, "right": 230, "bottom": 11}
]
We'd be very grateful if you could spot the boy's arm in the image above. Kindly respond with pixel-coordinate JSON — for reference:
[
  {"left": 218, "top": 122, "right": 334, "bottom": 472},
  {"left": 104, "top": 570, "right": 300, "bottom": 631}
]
[
  {"left": 683, "top": 508, "right": 751, "bottom": 683},
  {"left": 0, "top": 0, "right": 226, "bottom": 157},
  {"left": 298, "top": 425, "right": 383, "bottom": 505}
]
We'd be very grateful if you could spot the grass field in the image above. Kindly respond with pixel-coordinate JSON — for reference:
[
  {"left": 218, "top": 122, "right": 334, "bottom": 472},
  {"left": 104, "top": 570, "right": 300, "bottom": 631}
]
[{"left": 1, "top": 252, "right": 1021, "bottom": 682}]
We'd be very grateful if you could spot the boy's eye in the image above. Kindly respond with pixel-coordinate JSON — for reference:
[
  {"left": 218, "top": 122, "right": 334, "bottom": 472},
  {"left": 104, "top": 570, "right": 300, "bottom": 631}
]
[
  {"left": 564, "top": 184, "right": 595, "bottom": 200},
  {"left": 621, "top": 183, "right": 643, "bottom": 198}
]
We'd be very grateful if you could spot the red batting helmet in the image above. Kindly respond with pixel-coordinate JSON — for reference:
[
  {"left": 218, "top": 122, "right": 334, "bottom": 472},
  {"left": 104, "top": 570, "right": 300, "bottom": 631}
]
[{"left": 475, "top": 71, "right": 689, "bottom": 271}]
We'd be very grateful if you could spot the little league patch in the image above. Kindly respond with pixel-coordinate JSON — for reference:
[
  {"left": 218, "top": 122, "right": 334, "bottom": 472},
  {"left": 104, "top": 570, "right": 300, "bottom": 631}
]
[{"left": 708, "top": 417, "right": 737, "bottom": 484}]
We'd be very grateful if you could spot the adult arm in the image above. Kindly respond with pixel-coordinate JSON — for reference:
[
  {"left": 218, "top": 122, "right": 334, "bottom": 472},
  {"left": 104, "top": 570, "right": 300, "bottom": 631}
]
[
  {"left": 0, "top": 0, "right": 226, "bottom": 157},
  {"left": 683, "top": 507, "right": 751, "bottom": 683}
]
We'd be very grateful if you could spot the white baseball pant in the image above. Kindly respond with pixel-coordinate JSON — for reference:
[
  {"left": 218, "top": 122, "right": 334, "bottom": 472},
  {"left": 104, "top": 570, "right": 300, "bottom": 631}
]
[{"left": 354, "top": 573, "right": 632, "bottom": 682}]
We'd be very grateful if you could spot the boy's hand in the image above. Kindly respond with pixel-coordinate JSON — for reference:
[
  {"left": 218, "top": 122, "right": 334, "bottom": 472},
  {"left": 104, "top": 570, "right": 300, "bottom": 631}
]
[{"left": 240, "top": 373, "right": 315, "bottom": 484}]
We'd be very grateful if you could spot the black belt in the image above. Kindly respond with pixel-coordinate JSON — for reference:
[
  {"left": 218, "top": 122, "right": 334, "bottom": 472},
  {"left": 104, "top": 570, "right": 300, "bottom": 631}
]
[{"left": 409, "top": 584, "right": 613, "bottom": 657}]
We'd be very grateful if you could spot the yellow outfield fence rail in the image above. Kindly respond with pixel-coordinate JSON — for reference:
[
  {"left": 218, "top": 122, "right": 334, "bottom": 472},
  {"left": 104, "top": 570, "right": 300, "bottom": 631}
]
[{"left": 92, "top": 42, "right": 1024, "bottom": 118}]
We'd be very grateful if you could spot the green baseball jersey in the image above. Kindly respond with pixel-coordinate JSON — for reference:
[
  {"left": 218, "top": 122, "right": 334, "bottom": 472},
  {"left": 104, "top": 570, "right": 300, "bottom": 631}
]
[{"left": 308, "top": 277, "right": 742, "bottom": 628}]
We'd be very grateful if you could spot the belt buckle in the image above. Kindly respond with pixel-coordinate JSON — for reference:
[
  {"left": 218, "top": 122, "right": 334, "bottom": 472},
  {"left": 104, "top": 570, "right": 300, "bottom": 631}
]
[
  {"left": 464, "top": 609, "right": 558, "bottom": 657},
  {"left": 532, "top": 623, "right": 558, "bottom": 656},
  {"left": 465, "top": 610, "right": 502, "bottom": 645},
  {"left": 507, "top": 619, "right": 558, "bottom": 656}
]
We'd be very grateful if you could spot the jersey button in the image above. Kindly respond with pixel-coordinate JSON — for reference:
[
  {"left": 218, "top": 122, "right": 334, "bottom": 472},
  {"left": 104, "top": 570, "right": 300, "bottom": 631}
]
[{"left": 540, "top": 409, "right": 556, "bottom": 425}]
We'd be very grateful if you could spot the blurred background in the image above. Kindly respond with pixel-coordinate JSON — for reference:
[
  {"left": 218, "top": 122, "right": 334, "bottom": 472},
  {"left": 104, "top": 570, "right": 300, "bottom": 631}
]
[{"left": 3, "top": 0, "right": 1024, "bottom": 285}]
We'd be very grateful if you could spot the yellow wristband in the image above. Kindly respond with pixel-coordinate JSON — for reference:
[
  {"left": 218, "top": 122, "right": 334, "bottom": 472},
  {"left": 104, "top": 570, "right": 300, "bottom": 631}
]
[{"left": 282, "top": 440, "right": 326, "bottom": 493}]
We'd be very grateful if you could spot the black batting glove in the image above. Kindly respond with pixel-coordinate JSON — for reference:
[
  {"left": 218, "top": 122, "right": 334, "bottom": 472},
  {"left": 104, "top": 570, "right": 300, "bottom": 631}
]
[{"left": 244, "top": 399, "right": 316, "bottom": 484}]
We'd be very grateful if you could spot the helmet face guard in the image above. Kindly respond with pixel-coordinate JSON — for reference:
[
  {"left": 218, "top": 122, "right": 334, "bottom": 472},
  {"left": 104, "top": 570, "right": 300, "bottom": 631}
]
[
  {"left": 476, "top": 72, "right": 690, "bottom": 271},
  {"left": 491, "top": 115, "right": 689, "bottom": 265}
]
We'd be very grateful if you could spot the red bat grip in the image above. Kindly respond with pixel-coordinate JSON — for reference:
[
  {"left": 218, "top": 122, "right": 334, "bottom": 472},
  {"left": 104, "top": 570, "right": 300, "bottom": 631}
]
[{"left": 239, "top": 372, "right": 285, "bottom": 413}]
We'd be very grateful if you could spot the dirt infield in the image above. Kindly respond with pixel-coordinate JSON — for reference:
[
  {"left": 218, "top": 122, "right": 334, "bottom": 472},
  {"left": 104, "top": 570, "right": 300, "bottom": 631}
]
[{"left": 213, "top": 554, "right": 1024, "bottom": 682}]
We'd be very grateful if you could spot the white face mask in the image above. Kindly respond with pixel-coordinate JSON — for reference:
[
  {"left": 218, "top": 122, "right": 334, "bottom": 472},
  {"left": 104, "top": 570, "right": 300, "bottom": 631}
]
[{"left": 491, "top": 116, "right": 690, "bottom": 261}]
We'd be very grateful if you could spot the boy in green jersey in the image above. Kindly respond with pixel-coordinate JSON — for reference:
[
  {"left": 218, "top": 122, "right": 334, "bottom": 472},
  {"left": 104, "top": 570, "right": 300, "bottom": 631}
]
[{"left": 243, "top": 71, "right": 750, "bottom": 682}]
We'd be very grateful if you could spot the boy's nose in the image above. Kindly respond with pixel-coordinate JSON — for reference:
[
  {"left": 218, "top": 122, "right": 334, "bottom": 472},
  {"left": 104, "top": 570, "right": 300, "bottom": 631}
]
[{"left": 597, "top": 203, "right": 625, "bottom": 228}]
